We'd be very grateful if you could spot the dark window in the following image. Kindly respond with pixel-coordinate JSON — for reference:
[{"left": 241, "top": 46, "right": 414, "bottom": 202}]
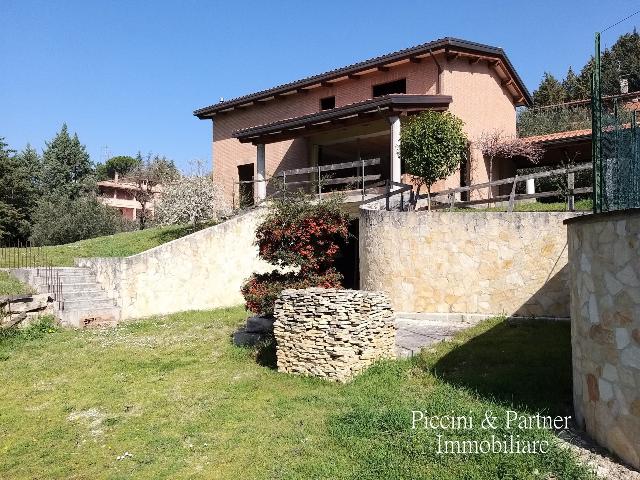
[
  {"left": 320, "top": 96, "right": 336, "bottom": 110},
  {"left": 372, "top": 78, "right": 406, "bottom": 97}
]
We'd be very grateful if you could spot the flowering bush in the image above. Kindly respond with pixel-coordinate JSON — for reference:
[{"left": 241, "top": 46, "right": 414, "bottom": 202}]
[
  {"left": 241, "top": 194, "right": 350, "bottom": 315},
  {"left": 241, "top": 269, "right": 343, "bottom": 315}
]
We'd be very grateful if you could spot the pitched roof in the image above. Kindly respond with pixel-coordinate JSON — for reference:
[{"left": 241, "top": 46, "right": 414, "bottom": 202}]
[
  {"left": 194, "top": 37, "right": 531, "bottom": 118},
  {"left": 522, "top": 128, "right": 592, "bottom": 145}
]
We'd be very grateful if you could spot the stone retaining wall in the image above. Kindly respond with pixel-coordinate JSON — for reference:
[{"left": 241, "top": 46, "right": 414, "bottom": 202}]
[
  {"left": 567, "top": 210, "right": 640, "bottom": 469},
  {"left": 360, "top": 209, "right": 578, "bottom": 317},
  {"left": 0, "top": 294, "right": 53, "bottom": 328},
  {"left": 77, "top": 208, "right": 272, "bottom": 319},
  {"left": 273, "top": 288, "right": 396, "bottom": 382}
]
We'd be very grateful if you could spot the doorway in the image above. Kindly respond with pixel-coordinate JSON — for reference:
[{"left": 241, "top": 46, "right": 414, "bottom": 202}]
[{"left": 237, "top": 163, "right": 255, "bottom": 208}]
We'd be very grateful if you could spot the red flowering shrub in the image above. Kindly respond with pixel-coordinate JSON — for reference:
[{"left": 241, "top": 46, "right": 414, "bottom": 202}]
[
  {"left": 241, "top": 194, "right": 350, "bottom": 315},
  {"left": 241, "top": 269, "right": 343, "bottom": 315}
]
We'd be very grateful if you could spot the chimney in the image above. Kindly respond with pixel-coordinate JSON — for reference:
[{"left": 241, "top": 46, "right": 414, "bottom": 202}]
[
  {"left": 620, "top": 78, "right": 629, "bottom": 94},
  {"left": 114, "top": 171, "right": 119, "bottom": 182}
]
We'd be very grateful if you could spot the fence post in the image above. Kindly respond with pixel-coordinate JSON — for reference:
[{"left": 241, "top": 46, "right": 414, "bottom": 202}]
[
  {"left": 361, "top": 159, "right": 365, "bottom": 202},
  {"left": 317, "top": 165, "right": 322, "bottom": 198},
  {"left": 507, "top": 175, "right": 518, "bottom": 213},
  {"left": 449, "top": 193, "right": 455, "bottom": 211},
  {"left": 282, "top": 172, "right": 287, "bottom": 200},
  {"left": 567, "top": 171, "right": 575, "bottom": 212},
  {"left": 385, "top": 180, "right": 390, "bottom": 211}
]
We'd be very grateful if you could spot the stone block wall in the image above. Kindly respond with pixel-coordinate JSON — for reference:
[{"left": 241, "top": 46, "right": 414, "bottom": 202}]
[
  {"left": 360, "top": 209, "right": 578, "bottom": 317},
  {"left": 273, "top": 288, "right": 396, "bottom": 382},
  {"left": 567, "top": 211, "right": 640, "bottom": 469},
  {"left": 77, "top": 208, "right": 272, "bottom": 319}
]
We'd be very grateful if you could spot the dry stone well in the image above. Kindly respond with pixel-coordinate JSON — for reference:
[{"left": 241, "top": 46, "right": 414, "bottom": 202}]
[{"left": 273, "top": 288, "right": 396, "bottom": 383}]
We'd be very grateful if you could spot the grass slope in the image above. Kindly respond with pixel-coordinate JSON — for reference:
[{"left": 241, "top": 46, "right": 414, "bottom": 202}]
[
  {"left": 0, "top": 309, "right": 593, "bottom": 479},
  {"left": 0, "top": 224, "right": 202, "bottom": 268},
  {"left": 454, "top": 199, "right": 592, "bottom": 213}
]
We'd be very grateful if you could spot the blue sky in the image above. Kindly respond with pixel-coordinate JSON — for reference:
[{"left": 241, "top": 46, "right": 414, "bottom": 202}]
[{"left": 1, "top": 0, "right": 639, "bottom": 170}]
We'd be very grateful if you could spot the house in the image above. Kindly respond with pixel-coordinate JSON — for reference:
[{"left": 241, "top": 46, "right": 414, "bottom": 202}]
[
  {"left": 194, "top": 37, "right": 532, "bottom": 207},
  {"left": 97, "top": 173, "right": 162, "bottom": 220}
]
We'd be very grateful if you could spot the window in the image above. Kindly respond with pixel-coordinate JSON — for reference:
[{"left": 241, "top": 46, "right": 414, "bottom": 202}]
[
  {"left": 320, "top": 96, "right": 336, "bottom": 110},
  {"left": 372, "top": 78, "right": 406, "bottom": 97}
]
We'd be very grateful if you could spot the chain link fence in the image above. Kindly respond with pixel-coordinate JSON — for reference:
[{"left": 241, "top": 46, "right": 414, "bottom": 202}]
[{"left": 592, "top": 32, "right": 640, "bottom": 212}]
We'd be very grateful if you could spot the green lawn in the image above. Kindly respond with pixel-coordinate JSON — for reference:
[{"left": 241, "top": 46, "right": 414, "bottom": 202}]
[
  {"left": 0, "top": 309, "right": 593, "bottom": 479},
  {"left": 0, "top": 271, "right": 33, "bottom": 295},
  {"left": 453, "top": 199, "right": 592, "bottom": 213},
  {"left": 0, "top": 224, "right": 205, "bottom": 268}
]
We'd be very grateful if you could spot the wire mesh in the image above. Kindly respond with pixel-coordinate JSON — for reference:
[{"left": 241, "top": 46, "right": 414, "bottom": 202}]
[{"left": 592, "top": 32, "right": 640, "bottom": 212}]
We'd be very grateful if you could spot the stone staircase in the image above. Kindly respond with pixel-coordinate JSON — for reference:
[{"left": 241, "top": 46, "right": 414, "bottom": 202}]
[{"left": 11, "top": 267, "right": 120, "bottom": 328}]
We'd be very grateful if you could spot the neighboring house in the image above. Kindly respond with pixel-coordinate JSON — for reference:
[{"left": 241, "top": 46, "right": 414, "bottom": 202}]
[
  {"left": 97, "top": 173, "right": 162, "bottom": 220},
  {"left": 521, "top": 93, "right": 640, "bottom": 167},
  {"left": 194, "top": 37, "right": 532, "bottom": 207}
]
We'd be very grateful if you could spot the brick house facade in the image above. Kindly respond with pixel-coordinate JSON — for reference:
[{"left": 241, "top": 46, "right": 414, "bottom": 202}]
[{"left": 195, "top": 37, "right": 531, "bottom": 207}]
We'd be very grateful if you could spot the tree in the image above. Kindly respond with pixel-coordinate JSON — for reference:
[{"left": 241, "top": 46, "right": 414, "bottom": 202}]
[
  {"left": 0, "top": 139, "right": 39, "bottom": 243},
  {"left": 30, "top": 194, "right": 124, "bottom": 246},
  {"left": 123, "top": 154, "right": 179, "bottom": 230},
  {"left": 97, "top": 155, "right": 141, "bottom": 180},
  {"left": 532, "top": 73, "right": 566, "bottom": 106},
  {"left": 562, "top": 67, "right": 585, "bottom": 101},
  {"left": 155, "top": 174, "right": 226, "bottom": 226},
  {"left": 41, "top": 124, "right": 94, "bottom": 199},
  {"left": 400, "top": 111, "right": 468, "bottom": 210}
]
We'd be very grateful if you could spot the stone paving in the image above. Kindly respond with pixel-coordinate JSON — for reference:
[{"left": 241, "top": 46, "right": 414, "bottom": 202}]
[{"left": 394, "top": 318, "right": 477, "bottom": 358}]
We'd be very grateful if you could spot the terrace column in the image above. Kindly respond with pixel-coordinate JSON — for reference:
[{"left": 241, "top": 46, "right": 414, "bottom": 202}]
[
  {"left": 389, "top": 116, "right": 401, "bottom": 183},
  {"left": 256, "top": 143, "right": 267, "bottom": 201}
]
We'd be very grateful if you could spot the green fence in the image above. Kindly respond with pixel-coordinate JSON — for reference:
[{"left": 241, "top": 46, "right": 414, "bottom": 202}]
[{"left": 592, "top": 32, "right": 640, "bottom": 212}]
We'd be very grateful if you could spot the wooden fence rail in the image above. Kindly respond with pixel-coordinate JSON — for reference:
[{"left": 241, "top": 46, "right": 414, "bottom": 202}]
[{"left": 423, "top": 162, "right": 592, "bottom": 212}]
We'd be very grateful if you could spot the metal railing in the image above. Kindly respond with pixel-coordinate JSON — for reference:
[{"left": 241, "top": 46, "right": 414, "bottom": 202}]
[
  {"left": 0, "top": 243, "right": 64, "bottom": 310},
  {"left": 420, "top": 163, "right": 593, "bottom": 212}
]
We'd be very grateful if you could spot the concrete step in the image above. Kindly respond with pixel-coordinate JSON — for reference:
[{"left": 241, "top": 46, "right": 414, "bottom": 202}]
[
  {"left": 57, "top": 305, "right": 121, "bottom": 328},
  {"left": 33, "top": 274, "right": 96, "bottom": 284},
  {"left": 62, "top": 290, "right": 111, "bottom": 301},
  {"left": 63, "top": 298, "right": 116, "bottom": 309}
]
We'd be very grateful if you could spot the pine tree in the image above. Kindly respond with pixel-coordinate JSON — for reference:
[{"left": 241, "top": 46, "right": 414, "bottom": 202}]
[
  {"left": 563, "top": 67, "right": 586, "bottom": 101},
  {"left": 532, "top": 73, "right": 566, "bottom": 106},
  {"left": 41, "top": 124, "right": 94, "bottom": 199}
]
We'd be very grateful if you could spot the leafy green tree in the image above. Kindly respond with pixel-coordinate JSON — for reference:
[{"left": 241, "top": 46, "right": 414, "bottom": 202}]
[
  {"left": 41, "top": 124, "right": 94, "bottom": 198},
  {"left": 30, "top": 194, "right": 125, "bottom": 246},
  {"left": 532, "top": 73, "right": 566, "bottom": 106},
  {"left": 400, "top": 111, "right": 468, "bottom": 210},
  {"left": 99, "top": 155, "right": 141, "bottom": 180},
  {"left": 0, "top": 139, "right": 39, "bottom": 243}
]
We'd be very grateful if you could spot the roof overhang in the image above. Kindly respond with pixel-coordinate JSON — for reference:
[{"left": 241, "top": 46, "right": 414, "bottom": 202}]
[
  {"left": 194, "top": 37, "right": 531, "bottom": 119},
  {"left": 232, "top": 94, "right": 452, "bottom": 144}
]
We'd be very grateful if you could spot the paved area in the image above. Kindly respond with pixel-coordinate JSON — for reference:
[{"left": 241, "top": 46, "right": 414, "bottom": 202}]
[{"left": 394, "top": 318, "right": 478, "bottom": 358}]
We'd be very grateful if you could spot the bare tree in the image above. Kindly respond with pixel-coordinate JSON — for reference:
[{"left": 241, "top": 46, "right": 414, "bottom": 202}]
[
  {"left": 477, "top": 131, "right": 543, "bottom": 199},
  {"left": 123, "top": 154, "right": 179, "bottom": 230}
]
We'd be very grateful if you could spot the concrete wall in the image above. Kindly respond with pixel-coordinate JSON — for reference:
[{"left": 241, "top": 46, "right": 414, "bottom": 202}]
[
  {"left": 360, "top": 209, "right": 577, "bottom": 317},
  {"left": 76, "top": 208, "right": 270, "bottom": 319},
  {"left": 568, "top": 211, "right": 640, "bottom": 469}
]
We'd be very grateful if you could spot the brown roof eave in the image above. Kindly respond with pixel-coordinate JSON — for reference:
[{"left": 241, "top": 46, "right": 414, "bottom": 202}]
[
  {"left": 194, "top": 37, "right": 531, "bottom": 118},
  {"left": 232, "top": 94, "right": 452, "bottom": 144}
]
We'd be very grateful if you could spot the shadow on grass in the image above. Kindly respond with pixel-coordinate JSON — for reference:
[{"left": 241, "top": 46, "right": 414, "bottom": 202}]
[
  {"left": 416, "top": 319, "right": 574, "bottom": 415},
  {"left": 254, "top": 338, "right": 278, "bottom": 370}
]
